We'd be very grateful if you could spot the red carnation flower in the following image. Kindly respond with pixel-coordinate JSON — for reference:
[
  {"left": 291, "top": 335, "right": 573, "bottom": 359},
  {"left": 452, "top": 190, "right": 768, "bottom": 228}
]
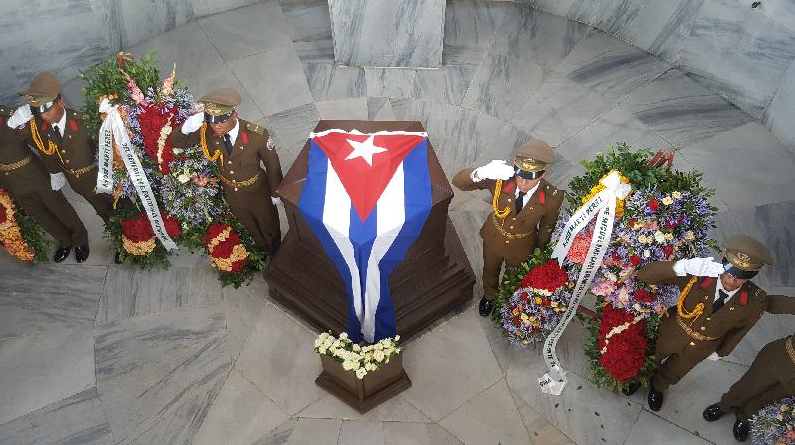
[
  {"left": 629, "top": 255, "right": 642, "bottom": 267},
  {"left": 634, "top": 289, "right": 654, "bottom": 303},
  {"left": 647, "top": 199, "right": 659, "bottom": 212},
  {"left": 662, "top": 245, "right": 674, "bottom": 255},
  {"left": 512, "top": 317, "right": 521, "bottom": 327},
  {"left": 665, "top": 220, "right": 677, "bottom": 229},
  {"left": 521, "top": 260, "right": 568, "bottom": 292},
  {"left": 162, "top": 213, "right": 182, "bottom": 237}
]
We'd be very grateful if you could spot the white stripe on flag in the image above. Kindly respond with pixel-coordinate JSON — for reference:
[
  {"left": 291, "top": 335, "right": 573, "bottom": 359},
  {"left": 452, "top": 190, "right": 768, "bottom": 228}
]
[
  {"left": 361, "top": 162, "right": 406, "bottom": 342},
  {"left": 322, "top": 160, "right": 363, "bottom": 323}
]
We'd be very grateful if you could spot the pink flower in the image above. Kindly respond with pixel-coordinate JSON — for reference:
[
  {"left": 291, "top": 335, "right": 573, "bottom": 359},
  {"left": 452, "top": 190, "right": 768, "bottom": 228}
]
[
  {"left": 592, "top": 280, "right": 618, "bottom": 297},
  {"left": 566, "top": 229, "right": 592, "bottom": 265},
  {"left": 646, "top": 221, "right": 659, "bottom": 232},
  {"left": 617, "top": 287, "right": 630, "bottom": 306},
  {"left": 122, "top": 70, "right": 146, "bottom": 105},
  {"left": 654, "top": 305, "right": 666, "bottom": 315},
  {"left": 162, "top": 63, "right": 176, "bottom": 96}
]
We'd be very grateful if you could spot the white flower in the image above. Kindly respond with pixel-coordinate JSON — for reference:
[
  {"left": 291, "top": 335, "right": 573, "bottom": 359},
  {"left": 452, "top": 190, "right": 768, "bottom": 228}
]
[
  {"left": 342, "top": 361, "right": 355, "bottom": 371},
  {"left": 654, "top": 231, "right": 666, "bottom": 243},
  {"left": 374, "top": 350, "right": 385, "bottom": 362},
  {"left": 339, "top": 332, "right": 348, "bottom": 340},
  {"left": 394, "top": 335, "right": 400, "bottom": 341},
  {"left": 672, "top": 191, "right": 682, "bottom": 199},
  {"left": 173, "top": 148, "right": 183, "bottom": 155},
  {"left": 365, "top": 363, "right": 377, "bottom": 371},
  {"left": 643, "top": 249, "right": 651, "bottom": 258},
  {"left": 177, "top": 173, "right": 191, "bottom": 184},
  {"left": 318, "top": 346, "right": 327, "bottom": 355},
  {"left": 685, "top": 231, "right": 695, "bottom": 241},
  {"left": 662, "top": 196, "right": 673, "bottom": 206},
  {"left": 352, "top": 344, "right": 361, "bottom": 352},
  {"left": 355, "top": 368, "right": 367, "bottom": 379}
]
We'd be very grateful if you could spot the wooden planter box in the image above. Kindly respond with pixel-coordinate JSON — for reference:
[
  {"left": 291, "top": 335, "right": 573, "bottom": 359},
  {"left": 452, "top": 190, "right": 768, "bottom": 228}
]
[{"left": 315, "top": 354, "right": 412, "bottom": 413}]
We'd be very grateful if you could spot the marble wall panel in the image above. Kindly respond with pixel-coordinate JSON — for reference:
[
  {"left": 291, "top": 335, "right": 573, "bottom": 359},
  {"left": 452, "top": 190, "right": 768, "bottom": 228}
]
[
  {"left": 763, "top": 58, "right": 795, "bottom": 154},
  {"left": 443, "top": 0, "right": 509, "bottom": 66},
  {"left": 328, "top": 0, "right": 445, "bottom": 68}
]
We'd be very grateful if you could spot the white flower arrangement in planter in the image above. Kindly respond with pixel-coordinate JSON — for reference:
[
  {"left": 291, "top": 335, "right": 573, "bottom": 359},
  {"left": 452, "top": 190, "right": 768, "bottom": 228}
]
[{"left": 313, "top": 331, "right": 402, "bottom": 379}]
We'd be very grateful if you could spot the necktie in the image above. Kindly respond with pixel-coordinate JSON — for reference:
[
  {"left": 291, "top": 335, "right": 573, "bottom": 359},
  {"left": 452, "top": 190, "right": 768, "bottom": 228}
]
[
  {"left": 516, "top": 191, "right": 526, "bottom": 213},
  {"left": 223, "top": 134, "right": 233, "bottom": 155},
  {"left": 713, "top": 289, "right": 729, "bottom": 312},
  {"left": 52, "top": 124, "right": 64, "bottom": 145}
]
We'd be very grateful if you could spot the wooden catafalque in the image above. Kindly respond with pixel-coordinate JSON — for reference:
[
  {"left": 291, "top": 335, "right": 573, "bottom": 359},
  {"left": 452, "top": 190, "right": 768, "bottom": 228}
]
[{"left": 264, "top": 120, "right": 474, "bottom": 341}]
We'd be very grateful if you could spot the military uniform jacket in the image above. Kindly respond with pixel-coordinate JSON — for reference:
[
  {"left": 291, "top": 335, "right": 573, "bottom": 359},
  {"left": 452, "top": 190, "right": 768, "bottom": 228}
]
[
  {"left": 768, "top": 334, "right": 795, "bottom": 385},
  {"left": 0, "top": 106, "right": 51, "bottom": 194},
  {"left": 635, "top": 261, "right": 795, "bottom": 356},
  {"left": 171, "top": 120, "right": 282, "bottom": 198},
  {"left": 452, "top": 168, "right": 564, "bottom": 256},
  {"left": 21, "top": 109, "right": 97, "bottom": 177}
]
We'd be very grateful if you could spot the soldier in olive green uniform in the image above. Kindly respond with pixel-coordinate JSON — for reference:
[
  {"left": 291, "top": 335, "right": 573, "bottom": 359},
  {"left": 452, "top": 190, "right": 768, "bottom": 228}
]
[
  {"left": 1, "top": 105, "right": 89, "bottom": 262},
  {"left": 171, "top": 88, "right": 283, "bottom": 254},
  {"left": 452, "top": 140, "right": 564, "bottom": 317},
  {"left": 703, "top": 333, "right": 795, "bottom": 441},
  {"left": 634, "top": 235, "right": 795, "bottom": 413},
  {"left": 13, "top": 72, "right": 113, "bottom": 232}
]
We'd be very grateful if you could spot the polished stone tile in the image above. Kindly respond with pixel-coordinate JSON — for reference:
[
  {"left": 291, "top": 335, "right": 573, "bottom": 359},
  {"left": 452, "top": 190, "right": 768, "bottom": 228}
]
[
  {"left": 511, "top": 74, "right": 613, "bottom": 147},
  {"left": 303, "top": 63, "right": 366, "bottom": 101},
  {"left": 125, "top": 377, "right": 224, "bottom": 445},
  {"left": 365, "top": 68, "right": 416, "bottom": 99},
  {"left": 763, "top": 59, "right": 795, "bottom": 154},
  {"left": 229, "top": 45, "right": 314, "bottom": 116},
  {"left": 367, "top": 97, "right": 397, "bottom": 121},
  {"left": 618, "top": 0, "right": 706, "bottom": 61},
  {"left": 512, "top": 393, "right": 575, "bottom": 445},
  {"left": 297, "top": 394, "right": 430, "bottom": 423},
  {"left": 223, "top": 274, "right": 268, "bottom": 361},
  {"left": 384, "top": 422, "right": 463, "bottom": 445},
  {"left": 235, "top": 303, "right": 323, "bottom": 416},
  {"left": 177, "top": 62, "right": 263, "bottom": 122},
  {"left": 198, "top": 2, "right": 293, "bottom": 61},
  {"left": 128, "top": 21, "right": 224, "bottom": 83},
  {"left": 193, "top": 369, "right": 288, "bottom": 445},
  {"left": 329, "top": 0, "right": 445, "bottom": 67},
  {"left": 542, "top": 154, "right": 582, "bottom": 193},
  {"left": 315, "top": 97, "right": 369, "bottom": 121},
  {"left": 625, "top": 411, "right": 712, "bottom": 445},
  {"left": 555, "top": 33, "right": 670, "bottom": 102},
  {"left": 711, "top": 201, "right": 795, "bottom": 288},
  {"left": 439, "top": 379, "right": 531, "bottom": 445},
  {"left": 556, "top": 106, "right": 672, "bottom": 165},
  {"left": 115, "top": 1, "right": 194, "bottom": 48},
  {"left": 262, "top": 103, "right": 320, "bottom": 167},
  {"left": 0, "top": 388, "right": 112, "bottom": 445},
  {"left": 94, "top": 304, "right": 229, "bottom": 442},
  {"left": 0, "top": 327, "right": 95, "bottom": 426},
  {"left": 676, "top": 0, "right": 795, "bottom": 117},
  {"left": 412, "top": 65, "right": 477, "bottom": 106},
  {"left": 461, "top": 54, "right": 544, "bottom": 121},
  {"left": 401, "top": 310, "right": 502, "bottom": 421},
  {"left": 0, "top": 263, "right": 105, "bottom": 340},
  {"left": 191, "top": 0, "right": 261, "bottom": 17},
  {"left": 389, "top": 98, "right": 413, "bottom": 121},
  {"left": 97, "top": 266, "right": 223, "bottom": 324},
  {"left": 678, "top": 122, "right": 795, "bottom": 211},
  {"left": 338, "top": 420, "right": 385, "bottom": 445},
  {"left": 621, "top": 70, "right": 753, "bottom": 149},
  {"left": 506, "top": 340, "right": 642, "bottom": 445},
  {"left": 442, "top": 0, "right": 509, "bottom": 66},
  {"left": 650, "top": 358, "right": 748, "bottom": 445},
  {"left": 280, "top": 0, "right": 334, "bottom": 63},
  {"left": 252, "top": 418, "right": 341, "bottom": 445}
]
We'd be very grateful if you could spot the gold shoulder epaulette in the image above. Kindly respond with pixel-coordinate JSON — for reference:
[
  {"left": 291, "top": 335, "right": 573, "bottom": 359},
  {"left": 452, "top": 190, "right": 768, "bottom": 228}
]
[{"left": 246, "top": 122, "right": 266, "bottom": 136}]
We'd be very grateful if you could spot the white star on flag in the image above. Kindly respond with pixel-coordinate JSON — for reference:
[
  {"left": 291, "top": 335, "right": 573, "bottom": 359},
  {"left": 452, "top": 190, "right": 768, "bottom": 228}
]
[{"left": 345, "top": 135, "right": 388, "bottom": 166}]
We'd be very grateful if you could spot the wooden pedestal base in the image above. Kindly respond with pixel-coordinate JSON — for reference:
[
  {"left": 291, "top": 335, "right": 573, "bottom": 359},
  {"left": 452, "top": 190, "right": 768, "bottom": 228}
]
[{"left": 315, "top": 355, "right": 412, "bottom": 414}]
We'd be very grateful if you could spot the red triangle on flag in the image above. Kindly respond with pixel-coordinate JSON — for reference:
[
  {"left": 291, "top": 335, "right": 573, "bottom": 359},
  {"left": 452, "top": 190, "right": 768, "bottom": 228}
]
[{"left": 312, "top": 131, "right": 426, "bottom": 221}]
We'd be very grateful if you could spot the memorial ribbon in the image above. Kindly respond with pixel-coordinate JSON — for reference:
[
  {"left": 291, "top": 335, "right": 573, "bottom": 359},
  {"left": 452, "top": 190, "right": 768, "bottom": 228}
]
[
  {"left": 96, "top": 99, "right": 177, "bottom": 251},
  {"left": 539, "top": 171, "right": 631, "bottom": 395}
]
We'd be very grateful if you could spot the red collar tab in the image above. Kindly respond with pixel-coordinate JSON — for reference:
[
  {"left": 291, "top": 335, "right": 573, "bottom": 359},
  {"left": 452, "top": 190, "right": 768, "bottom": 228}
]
[
  {"left": 41, "top": 121, "right": 48, "bottom": 131},
  {"left": 70, "top": 119, "right": 78, "bottom": 132},
  {"left": 739, "top": 291, "right": 748, "bottom": 306},
  {"left": 503, "top": 181, "right": 516, "bottom": 193},
  {"left": 240, "top": 131, "right": 248, "bottom": 145},
  {"left": 538, "top": 190, "right": 546, "bottom": 204},
  {"left": 699, "top": 277, "right": 715, "bottom": 289}
]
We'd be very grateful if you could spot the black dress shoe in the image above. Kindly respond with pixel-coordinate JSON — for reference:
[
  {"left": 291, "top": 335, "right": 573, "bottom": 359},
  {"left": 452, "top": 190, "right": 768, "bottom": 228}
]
[
  {"left": 622, "top": 380, "right": 642, "bottom": 396},
  {"left": 733, "top": 419, "right": 750, "bottom": 442},
  {"left": 647, "top": 382, "right": 664, "bottom": 412},
  {"left": 114, "top": 251, "right": 124, "bottom": 264},
  {"left": 703, "top": 403, "right": 724, "bottom": 421},
  {"left": 75, "top": 245, "right": 90, "bottom": 263},
  {"left": 478, "top": 297, "right": 494, "bottom": 317},
  {"left": 53, "top": 246, "right": 71, "bottom": 263}
]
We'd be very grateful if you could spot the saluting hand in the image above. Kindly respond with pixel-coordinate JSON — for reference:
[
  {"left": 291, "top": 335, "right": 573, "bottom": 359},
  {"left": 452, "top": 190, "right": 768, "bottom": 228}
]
[
  {"left": 673, "top": 257, "right": 725, "bottom": 277},
  {"left": 7, "top": 104, "right": 33, "bottom": 128},
  {"left": 473, "top": 160, "right": 514, "bottom": 181},
  {"left": 181, "top": 112, "right": 204, "bottom": 135}
]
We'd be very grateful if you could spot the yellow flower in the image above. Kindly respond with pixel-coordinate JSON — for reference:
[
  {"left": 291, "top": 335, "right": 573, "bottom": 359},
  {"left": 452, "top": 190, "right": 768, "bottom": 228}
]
[
  {"left": 662, "top": 196, "right": 673, "bottom": 205},
  {"left": 551, "top": 301, "right": 559, "bottom": 307},
  {"left": 664, "top": 233, "right": 673, "bottom": 241},
  {"left": 535, "top": 297, "right": 543, "bottom": 305},
  {"left": 685, "top": 231, "right": 695, "bottom": 241},
  {"left": 672, "top": 191, "right": 682, "bottom": 199},
  {"left": 654, "top": 231, "right": 666, "bottom": 243}
]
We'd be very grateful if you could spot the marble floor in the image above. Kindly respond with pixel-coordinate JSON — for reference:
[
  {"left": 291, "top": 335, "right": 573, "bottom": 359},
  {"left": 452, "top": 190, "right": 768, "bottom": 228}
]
[{"left": 3, "top": 1, "right": 795, "bottom": 444}]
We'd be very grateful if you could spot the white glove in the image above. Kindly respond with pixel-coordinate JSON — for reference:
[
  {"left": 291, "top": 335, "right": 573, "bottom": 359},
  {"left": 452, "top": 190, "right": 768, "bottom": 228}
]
[
  {"left": 50, "top": 173, "right": 67, "bottom": 191},
  {"left": 181, "top": 113, "right": 204, "bottom": 135},
  {"left": 706, "top": 352, "right": 720, "bottom": 361},
  {"left": 271, "top": 196, "right": 282, "bottom": 205},
  {"left": 673, "top": 257, "right": 725, "bottom": 277},
  {"left": 473, "top": 160, "right": 515, "bottom": 181},
  {"left": 7, "top": 104, "right": 33, "bottom": 128}
]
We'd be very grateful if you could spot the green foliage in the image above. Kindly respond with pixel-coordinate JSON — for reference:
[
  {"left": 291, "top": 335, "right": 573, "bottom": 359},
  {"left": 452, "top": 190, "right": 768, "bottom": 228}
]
[
  {"left": 78, "top": 52, "right": 162, "bottom": 142},
  {"left": 15, "top": 208, "right": 50, "bottom": 264}
]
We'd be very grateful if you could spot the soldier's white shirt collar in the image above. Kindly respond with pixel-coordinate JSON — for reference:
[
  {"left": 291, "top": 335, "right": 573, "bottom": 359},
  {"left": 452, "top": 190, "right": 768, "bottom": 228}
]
[
  {"left": 53, "top": 112, "right": 66, "bottom": 137},
  {"left": 515, "top": 182, "right": 540, "bottom": 207},
  {"left": 227, "top": 119, "right": 240, "bottom": 146},
  {"left": 715, "top": 277, "right": 740, "bottom": 303}
]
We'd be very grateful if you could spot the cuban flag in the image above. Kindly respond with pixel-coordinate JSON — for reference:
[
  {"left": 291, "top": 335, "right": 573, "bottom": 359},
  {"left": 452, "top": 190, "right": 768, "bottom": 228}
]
[{"left": 298, "top": 129, "right": 432, "bottom": 343}]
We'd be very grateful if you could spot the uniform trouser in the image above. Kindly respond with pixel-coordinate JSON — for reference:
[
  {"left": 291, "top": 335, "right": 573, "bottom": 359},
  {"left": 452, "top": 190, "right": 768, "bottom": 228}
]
[
  {"left": 482, "top": 239, "right": 526, "bottom": 300},
  {"left": 66, "top": 170, "right": 113, "bottom": 220},
  {"left": 224, "top": 187, "right": 281, "bottom": 254},
  {"left": 651, "top": 321, "right": 714, "bottom": 391},
  {"left": 719, "top": 339, "right": 795, "bottom": 420},
  {"left": 14, "top": 190, "right": 88, "bottom": 247}
]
